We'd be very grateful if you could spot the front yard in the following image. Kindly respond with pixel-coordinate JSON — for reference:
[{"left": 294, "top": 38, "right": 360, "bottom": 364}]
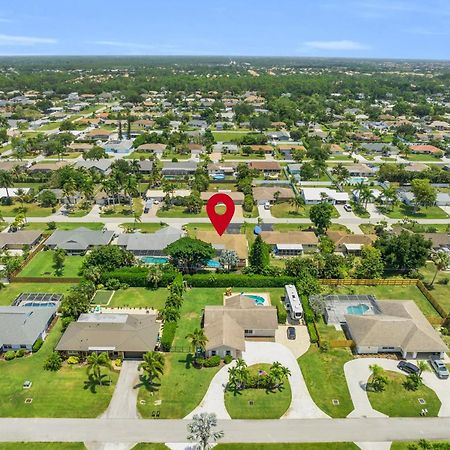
[
  {"left": 384, "top": 205, "right": 448, "bottom": 220},
  {"left": 0, "top": 202, "right": 53, "bottom": 217},
  {"left": 367, "top": 371, "right": 441, "bottom": 417},
  {"left": 18, "top": 251, "right": 84, "bottom": 278},
  {"left": 0, "top": 320, "right": 118, "bottom": 417},
  {"left": 100, "top": 198, "right": 143, "bottom": 218},
  {"left": 270, "top": 202, "right": 339, "bottom": 219}
]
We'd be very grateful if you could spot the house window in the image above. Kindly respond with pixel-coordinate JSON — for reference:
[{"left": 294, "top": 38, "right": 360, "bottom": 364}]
[
  {"left": 244, "top": 330, "right": 253, "bottom": 334},
  {"left": 211, "top": 351, "right": 217, "bottom": 356}
]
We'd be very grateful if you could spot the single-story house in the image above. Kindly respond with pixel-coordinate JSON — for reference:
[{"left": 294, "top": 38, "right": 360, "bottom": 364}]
[
  {"left": 346, "top": 300, "right": 448, "bottom": 359},
  {"left": 346, "top": 163, "right": 375, "bottom": 177},
  {"left": 117, "top": 226, "right": 182, "bottom": 256},
  {"left": 137, "top": 143, "right": 167, "bottom": 155},
  {"left": 145, "top": 189, "right": 191, "bottom": 201},
  {"left": 360, "top": 143, "right": 399, "bottom": 155},
  {"left": 56, "top": 311, "right": 160, "bottom": 359},
  {"left": 28, "top": 161, "right": 72, "bottom": 174},
  {"left": 0, "top": 304, "right": 57, "bottom": 352},
  {"left": 301, "top": 188, "right": 349, "bottom": 205},
  {"left": 422, "top": 233, "right": 450, "bottom": 251},
  {"left": 253, "top": 186, "right": 295, "bottom": 204},
  {"left": 247, "top": 145, "right": 274, "bottom": 155},
  {"left": 266, "top": 131, "right": 290, "bottom": 141},
  {"left": 85, "top": 129, "right": 113, "bottom": 141},
  {"left": 287, "top": 164, "right": 302, "bottom": 175},
  {"left": 162, "top": 161, "right": 198, "bottom": 177},
  {"left": 200, "top": 191, "right": 244, "bottom": 205},
  {"left": 260, "top": 231, "right": 319, "bottom": 256},
  {"left": 404, "top": 163, "right": 429, "bottom": 173},
  {"left": 196, "top": 231, "right": 248, "bottom": 267},
  {"left": 137, "top": 160, "right": 154, "bottom": 174},
  {"left": 207, "top": 162, "right": 237, "bottom": 176},
  {"left": 203, "top": 294, "right": 278, "bottom": 358},
  {"left": 0, "top": 187, "right": 30, "bottom": 199},
  {"left": 103, "top": 139, "right": 133, "bottom": 154},
  {"left": 69, "top": 143, "right": 93, "bottom": 153},
  {"left": 45, "top": 227, "right": 114, "bottom": 255},
  {"left": 75, "top": 159, "right": 112, "bottom": 175},
  {"left": 326, "top": 230, "right": 377, "bottom": 254},
  {"left": 409, "top": 145, "right": 443, "bottom": 156},
  {"left": 249, "top": 161, "right": 281, "bottom": 174},
  {"left": 0, "top": 230, "right": 42, "bottom": 251},
  {"left": 435, "top": 193, "right": 450, "bottom": 207}
]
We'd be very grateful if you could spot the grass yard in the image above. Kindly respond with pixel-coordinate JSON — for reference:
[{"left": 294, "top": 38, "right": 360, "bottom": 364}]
[
  {"left": 23, "top": 222, "right": 105, "bottom": 231},
  {"left": 212, "top": 131, "right": 252, "bottom": 142},
  {"left": 108, "top": 287, "right": 168, "bottom": 310},
  {"left": 323, "top": 284, "right": 440, "bottom": 319},
  {"left": 157, "top": 204, "right": 226, "bottom": 219},
  {"left": 384, "top": 205, "right": 448, "bottom": 220},
  {"left": 131, "top": 445, "right": 170, "bottom": 450},
  {"left": 224, "top": 364, "right": 291, "bottom": 419},
  {"left": 405, "top": 154, "right": 442, "bottom": 162},
  {"left": 37, "top": 122, "right": 62, "bottom": 131},
  {"left": 298, "top": 346, "right": 354, "bottom": 418},
  {"left": 172, "top": 288, "right": 285, "bottom": 349},
  {"left": 0, "top": 320, "right": 118, "bottom": 417},
  {"left": 137, "top": 352, "right": 220, "bottom": 419},
  {"left": 184, "top": 223, "right": 217, "bottom": 237},
  {"left": 391, "top": 442, "right": 450, "bottom": 450},
  {"left": 419, "top": 262, "right": 450, "bottom": 314},
  {"left": 0, "top": 203, "right": 53, "bottom": 217},
  {"left": 0, "top": 282, "right": 75, "bottom": 306},
  {"left": 215, "top": 444, "right": 360, "bottom": 450},
  {"left": 18, "top": 251, "right": 84, "bottom": 278},
  {"left": 271, "top": 223, "right": 351, "bottom": 233},
  {"left": 368, "top": 371, "right": 441, "bottom": 417},
  {"left": 0, "top": 444, "right": 86, "bottom": 450},
  {"left": 120, "top": 223, "right": 166, "bottom": 233},
  {"left": 100, "top": 198, "right": 143, "bottom": 217},
  {"left": 91, "top": 290, "right": 114, "bottom": 305},
  {"left": 270, "top": 202, "right": 339, "bottom": 219}
]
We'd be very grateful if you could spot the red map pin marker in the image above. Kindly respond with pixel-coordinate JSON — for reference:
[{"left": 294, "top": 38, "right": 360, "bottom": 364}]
[{"left": 206, "top": 193, "right": 235, "bottom": 236}]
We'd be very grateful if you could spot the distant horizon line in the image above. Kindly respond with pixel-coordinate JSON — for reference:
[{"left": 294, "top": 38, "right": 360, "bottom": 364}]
[{"left": 0, "top": 54, "right": 449, "bottom": 63}]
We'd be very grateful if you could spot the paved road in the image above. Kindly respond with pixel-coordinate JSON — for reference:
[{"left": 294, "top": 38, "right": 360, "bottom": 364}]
[{"left": 2, "top": 417, "right": 450, "bottom": 443}]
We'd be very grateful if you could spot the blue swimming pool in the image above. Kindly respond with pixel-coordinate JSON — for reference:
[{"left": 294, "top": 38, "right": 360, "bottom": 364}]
[
  {"left": 207, "top": 260, "right": 221, "bottom": 268},
  {"left": 141, "top": 256, "right": 170, "bottom": 264},
  {"left": 244, "top": 294, "right": 266, "bottom": 305},
  {"left": 347, "top": 176, "right": 368, "bottom": 185},
  {"left": 22, "top": 302, "right": 57, "bottom": 308},
  {"left": 212, "top": 174, "right": 225, "bottom": 180},
  {"left": 347, "top": 304, "right": 369, "bottom": 315}
]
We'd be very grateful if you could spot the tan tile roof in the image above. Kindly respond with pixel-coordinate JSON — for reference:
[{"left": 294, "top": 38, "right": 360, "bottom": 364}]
[
  {"left": 196, "top": 231, "right": 248, "bottom": 260},
  {"left": 327, "top": 231, "right": 376, "bottom": 246},
  {"left": 253, "top": 187, "right": 295, "bottom": 202},
  {"left": 200, "top": 191, "right": 244, "bottom": 202},
  {"left": 261, "top": 231, "right": 318, "bottom": 246},
  {"left": 249, "top": 161, "right": 281, "bottom": 171}
]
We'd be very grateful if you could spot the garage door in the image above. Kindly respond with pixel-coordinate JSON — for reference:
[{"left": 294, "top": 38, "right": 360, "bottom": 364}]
[{"left": 123, "top": 352, "right": 143, "bottom": 360}]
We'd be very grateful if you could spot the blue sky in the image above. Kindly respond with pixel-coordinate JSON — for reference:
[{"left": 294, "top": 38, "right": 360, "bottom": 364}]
[{"left": 0, "top": 0, "right": 449, "bottom": 59}]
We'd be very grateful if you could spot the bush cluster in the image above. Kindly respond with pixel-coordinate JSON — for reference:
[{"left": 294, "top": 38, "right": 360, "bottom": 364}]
[
  {"left": 196, "top": 355, "right": 221, "bottom": 367},
  {"left": 102, "top": 265, "right": 178, "bottom": 287},
  {"left": 160, "top": 321, "right": 177, "bottom": 351},
  {"left": 32, "top": 338, "right": 43, "bottom": 353},
  {"left": 184, "top": 274, "right": 296, "bottom": 288}
]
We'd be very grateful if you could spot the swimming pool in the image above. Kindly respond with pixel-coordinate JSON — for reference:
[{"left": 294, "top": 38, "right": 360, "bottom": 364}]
[
  {"left": 212, "top": 174, "right": 225, "bottom": 180},
  {"left": 346, "top": 304, "right": 369, "bottom": 315},
  {"left": 347, "top": 176, "right": 368, "bottom": 185},
  {"left": 207, "top": 260, "right": 221, "bottom": 268},
  {"left": 244, "top": 294, "right": 266, "bottom": 306},
  {"left": 22, "top": 301, "right": 57, "bottom": 308},
  {"left": 141, "top": 256, "right": 170, "bottom": 264}
]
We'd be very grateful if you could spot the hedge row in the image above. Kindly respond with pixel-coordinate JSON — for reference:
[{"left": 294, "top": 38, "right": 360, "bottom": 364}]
[
  {"left": 184, "top": 274, "right": 297, "bottom": 288},
  {"left": 300, "top": 294, "right": 319, "bottom": 344},
  {"left": 276, "top": 303, "right": 287, "bottom": 324},
  {"left": 160, "top": 321, "right": 177, "bottom": 351},
  {"left": 101, "top": 266, "right": 178, "bottom": 287}
]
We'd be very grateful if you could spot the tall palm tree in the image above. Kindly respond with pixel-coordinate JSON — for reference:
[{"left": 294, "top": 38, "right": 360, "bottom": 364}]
[
  {"left": 186, "top": 328, "right": 208, "bottom": 356},
  {"left": 86, "top": 352, "right": 112, "bottom": 385},
  {"left": 0, "top": 170, "right": 14, "bottom": 199},
  {"left": 289, "top": 195, "right": 303, "bottom": 213},
  {"left": 62, "top": 179, "right": 76, "bottom": 207},
  {"left": 430, "top": 251, "right": 450, "bottom": 286},
  {"left": 138, "top": 351, "right": 165, "bottom": 385}
]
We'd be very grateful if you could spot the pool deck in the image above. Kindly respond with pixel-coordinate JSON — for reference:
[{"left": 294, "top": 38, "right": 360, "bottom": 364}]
[{"left": 223, "top": 292, "right": 271, "bottom": 306}]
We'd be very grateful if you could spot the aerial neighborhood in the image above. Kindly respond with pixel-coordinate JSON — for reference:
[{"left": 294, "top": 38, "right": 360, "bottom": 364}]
[{"left": 0, "top": 55, "right": 450, "bottom": 450}]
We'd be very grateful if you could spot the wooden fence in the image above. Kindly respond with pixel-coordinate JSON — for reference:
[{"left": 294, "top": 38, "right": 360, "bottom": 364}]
[
  {"left": 320, "top": 278, "right": 418, "bottom": 286},
  {"left": 330, "top": 339, "right": 354, "bottom": 348},
  {"left": 11, "top": 276, "right": 81, "bottom": 283},
  {"left": 416, "top": 280, "right": 447, "bottom": 319}
]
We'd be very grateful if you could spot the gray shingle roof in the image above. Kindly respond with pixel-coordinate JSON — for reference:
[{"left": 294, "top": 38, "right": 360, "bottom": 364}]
[
  {"left": 46, "top": 227, "right": 114, "bottom": 251},
  {"left": 117, "top": 227, "right": 182, "bottom": 252}
]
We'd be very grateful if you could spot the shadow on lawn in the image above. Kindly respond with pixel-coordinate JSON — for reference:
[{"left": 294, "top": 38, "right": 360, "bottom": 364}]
[
  {"left": 83, "top": 374, "right": 111, "bottom": 393},
  {"left": 135, "top": 374, "right": 161, "bottom": 393}
]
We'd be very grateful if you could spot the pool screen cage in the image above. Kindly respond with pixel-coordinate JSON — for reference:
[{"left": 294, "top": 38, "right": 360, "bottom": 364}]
[{"left": 12, "top": 293, "right": 64, "bottom": 306}]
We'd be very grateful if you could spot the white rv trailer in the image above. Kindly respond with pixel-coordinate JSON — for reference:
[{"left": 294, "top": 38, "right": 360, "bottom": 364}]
[{"left": 284, "top": 284, "right": 303, "bottom": 321}]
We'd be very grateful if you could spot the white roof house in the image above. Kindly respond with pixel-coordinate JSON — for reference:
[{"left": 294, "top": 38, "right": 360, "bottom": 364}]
[{"left": 301, "top": 188, "right": 349, "bottom": 205}]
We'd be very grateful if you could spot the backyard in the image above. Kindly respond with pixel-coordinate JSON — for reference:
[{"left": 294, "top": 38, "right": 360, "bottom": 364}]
[
  {"left": 224, "top": 364, "right": 292, "bottom": 419},
  {"left": 107, "top": 287, "right": 168, "bottom": 310},
  {"left": 420, "top": 262, "right": 450, "bottom": 314},
  {"left": 0, "top": 321, "right": 118, "bottom": 418},
  {"left": 367, "top": 371, "right": 441, "bottom": 417},
  {"left": 0, "top": 282, "right": 75, "bottom": 306},
  {"left": 18, "top": 251, "right": 84, "bottom": 278},
  {"left": 384, "top": 205, "right": 448, "bottom": 220}
]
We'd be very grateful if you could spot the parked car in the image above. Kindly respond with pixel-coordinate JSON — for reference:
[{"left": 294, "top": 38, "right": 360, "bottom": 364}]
[
  {"left": 264, "top": 201, "right": 271, "bottom": 210},
  {"left": 287, "top": 327, "right": 296, "bottom": 340},
  {"left": 343, "top": 204, "right": 352, "bottom": 212},
  {"left": 397, "top": 360, "right": 420, "bottom": 375},
  {"left": 429, "top": 359, "right": 449, "bottom": 379}
]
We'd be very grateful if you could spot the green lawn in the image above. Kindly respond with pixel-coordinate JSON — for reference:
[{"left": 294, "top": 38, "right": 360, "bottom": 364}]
[
  {"left": 0, "top": 283, "right": 75, "bottom": 306},
  {"left": 368, "top": 371, "right": 441, "bottom": 417},
  {"left": 391, "top": 442, "right": 450, "bottom": 450},
  {"left": 0, "top": 320, "right": 118, "bottom": 417},
  {"left": 0, "top": 203, "right": 53, "bottom": 217},
  {"left": 324, "top": 284, "right": 440, "bottom": 319},
  {"left": 298, "top": 346, "right": 354, "bottom": 418},
  {"left": 108, "top": 287, "right": 168, "bottom": 310},
  {"left": 157, "top": 204, "right": 226, "bottom": 219},
  {"left": 23, "top": 222, "right": 105, "bottom": 231},
  {"left": 212, "top": 131, "right": 252, "bottom": 141},
  {"left": 172, "top": 288, "right": 284, "bottom": 349},
  {"left": 91, "top": 290, "right": 114, "bottom": 305},
  {"left": 120, "top": 223, "right": 166, "bottom": 233},
  {"left": 131, "top": 445, "right": 170, "bottom": 450},
  {"left": 37, "top": 122, "right": 62, "bottom": 131},
  {"left": 419, "top": 262, "right": 450, "bottom": 314},
  {"left": 271, "top": 223, "right": 351, "bottom": 233},
  {"left": 405, "top": 154, "right": 442, "bottom": 162},
  {"left": 215, "top": 444, "right": 360, "bottom": 450},
  {"left": 384, "top": 205, "right": 448, "bottom": 220},
  {"left": 18, "top": 251, "right": 84, "bottom": 278},
  {"left": 270, "top": 202, "right": 339, "bottom": 219},
  {"left": 46, "top": 152, "right": 82, "bottom": 159},
  {"left": 184, "top": 223, "right": 217, "bottom": 237},
  {"left": 100, "top": 198, "right": 143, "bottom": 218},
  {"left": 223, "top": 153, "right": 265, "bottom": 160},
  {"left": 0, "top": 444, "right": 86, "bottom": 450},
  {"left": 137, "top": 352, "right": 220, "bottom": 419},
  {"left": 224, "top": 364, "right": 291, "bottom": 419}
]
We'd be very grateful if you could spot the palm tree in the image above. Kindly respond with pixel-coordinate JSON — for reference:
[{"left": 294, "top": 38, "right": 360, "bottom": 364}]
[
  {"left": 378, "top": 185, "right": 398, "bottom": 212},
  {"left": 86, "top": 352, "right": 112, "bottom": 385},
  {"left": 289, "top": 195, "right": 303, "bottom": 213},
  {"left": 430, "top": 251, "right": 450, "bottom": 286},
  {"left": 369, "top": 364, "right": 388, "bottom": 392},
  {"left": 0, "top": 170, "right": 14, "bottom": 199},
  {"left": 124, "top": 176, "right": 139, "bottom": 207},
  {"left": 146, "top": 264, "right": 163, "bottom": 288},
  {"left": 358, "top": 184, "right": 373, "bottom": 209},
  {"left": 417, "top": 360, "right": 430, "bottom": 377},
  {"left": 268, "top": 361, "right": 291, "bottom": 389},
  {"left": 62, "top": 179, "right": 76, "bottom": 207},
  {"left": 138, "top": 351, "right": 165, "bottom": 385},
  {"left": 15, "top": 188, "right": 27, "bottom": 211},
  {"left": 185, "top": 328, "right": 208, "bottom": 356}
]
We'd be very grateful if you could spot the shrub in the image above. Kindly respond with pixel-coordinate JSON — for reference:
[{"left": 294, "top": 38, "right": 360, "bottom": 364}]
[
  {"left": 202, "top": 355, "right": 221, "bottom": 367},
  {"left": 114, "top": 358, "right": 123, "bottom": 367},
  {"left": 184, "top": 274, "right": 296, "bottom": 288},
  {"left": 15, "top": 349, "right": 26, "bottom": 358},
  {"left": 4, "top": 350, "right": 15, "bottom": 361},
  {"left": 43, "top": 352, "right": 63, "bottom": 371},
  {"left": 67, "top": 356, "right": 80, "bottom": 365},
  {"left": 61, "top": 316, "right": 75, "bottom": 332},
  {"left": 160, "top": 321, "right": 177, "bottom": 351},
  {"left": 105, "top": 278, "right": 121, "bottom": 290},
  {"left": 276, "top": 303, "right": 287, "bottom": 324},
  {"left": 102, "top": 266, "right": 178, "bottom": 287},
  {"left": 223, "top": 354, "right": 233, "bottom": 364},
  {"left": 320, "top": 341, "right": 330, "bottom": 353},
  {"left": 438, "top": 278, "right": 449, "bottom": 285},
  {"left": 32, "top": 338, "right": 43, "bottom": 353}
]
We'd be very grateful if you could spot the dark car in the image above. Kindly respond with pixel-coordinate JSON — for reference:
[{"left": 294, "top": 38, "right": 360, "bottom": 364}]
[
  {"left": 287, "top": 327, "right": 296, "bottom": 340},
  {"left": 397, "top": 360, "right": 420, "bottom": 375}
]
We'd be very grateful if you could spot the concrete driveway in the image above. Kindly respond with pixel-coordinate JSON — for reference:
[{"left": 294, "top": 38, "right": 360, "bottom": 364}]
[
  {"left": 275, "top": 324, "right": 310, "bottom": 358},
  {"left": 344, "top": 358, "right": 450, "bottom": 418},
  {"left": 366, "top": 203, "right": 387, "bottom": 221},
  {"left": 257, "top": 204, "right": 273, "bottom": 219}
]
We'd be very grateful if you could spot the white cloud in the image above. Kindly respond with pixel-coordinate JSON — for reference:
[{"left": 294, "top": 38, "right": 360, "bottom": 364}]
[
  {"left": 0, "top": 34, "right": 57, "bottom": 45},
  {"left": 303, "top": 40, "right": 369, "bottom": 50}
]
